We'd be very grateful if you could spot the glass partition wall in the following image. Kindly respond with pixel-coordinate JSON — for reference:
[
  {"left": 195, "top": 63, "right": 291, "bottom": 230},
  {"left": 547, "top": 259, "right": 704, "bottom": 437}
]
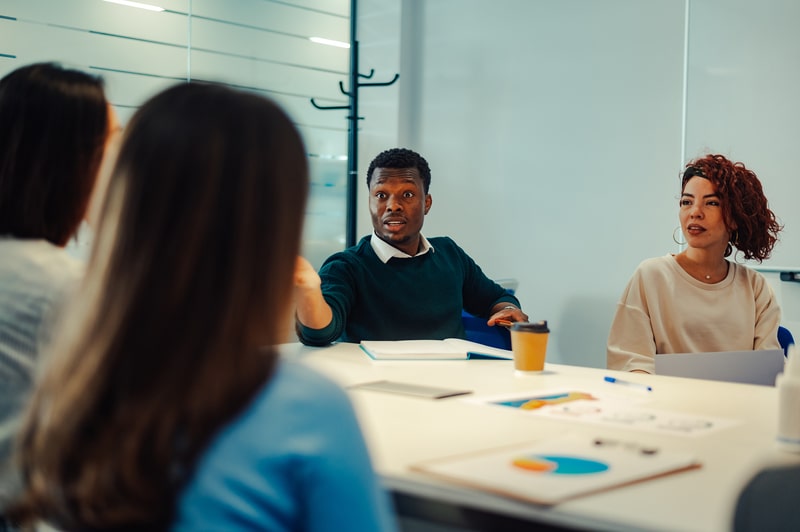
[{"left": 0, "top": 0, "right": 351, "bottom": 267}]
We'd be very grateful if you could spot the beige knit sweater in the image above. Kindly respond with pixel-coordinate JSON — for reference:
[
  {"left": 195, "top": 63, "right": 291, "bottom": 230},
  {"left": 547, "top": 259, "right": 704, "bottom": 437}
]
[{"left": 607, "top": 254, "right": 781, "bottom": 373}]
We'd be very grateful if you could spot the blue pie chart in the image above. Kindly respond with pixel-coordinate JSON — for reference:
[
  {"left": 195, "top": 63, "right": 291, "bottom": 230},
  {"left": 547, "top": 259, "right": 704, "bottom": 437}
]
[{"left": 512, "top": 454, "right": 609, "bottom": 475}]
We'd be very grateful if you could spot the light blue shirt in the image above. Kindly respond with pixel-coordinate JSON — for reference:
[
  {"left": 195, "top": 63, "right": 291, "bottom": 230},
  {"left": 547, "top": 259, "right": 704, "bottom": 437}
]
[{"left": 172, "top": 359, "right": 397, "bottom": 532}]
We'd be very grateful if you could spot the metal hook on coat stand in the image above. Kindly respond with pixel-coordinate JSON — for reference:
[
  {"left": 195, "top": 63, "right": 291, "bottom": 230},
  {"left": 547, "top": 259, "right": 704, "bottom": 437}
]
[{"left": 309, "top": 1, "right": 399, "bottom": 248}]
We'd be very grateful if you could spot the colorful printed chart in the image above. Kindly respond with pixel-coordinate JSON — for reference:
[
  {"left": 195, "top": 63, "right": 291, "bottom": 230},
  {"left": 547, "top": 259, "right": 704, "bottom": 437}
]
[
  {"left": 467, "top": 388, "right": 739, "bottom": 437},
  {"left": 496, "top": 391, "right": 597, "bottom": 410},
  {"left": 411, "top": 433, "right": 700, "bottom": 506}
]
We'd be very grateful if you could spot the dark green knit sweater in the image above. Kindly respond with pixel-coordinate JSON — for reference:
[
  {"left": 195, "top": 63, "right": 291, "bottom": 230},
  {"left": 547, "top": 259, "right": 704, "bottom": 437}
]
[{"left": 297, "top": 236, "right": 519, "bottom": 346}]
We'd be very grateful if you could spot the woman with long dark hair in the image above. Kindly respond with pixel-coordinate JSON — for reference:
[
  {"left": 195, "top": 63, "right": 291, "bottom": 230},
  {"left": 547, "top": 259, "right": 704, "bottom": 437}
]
[
  {"left": 0, "top": 62, "right": 113, "bottom": 513},
  {"left": 8, "top": 83, "right": 395, "bottom": 531}
]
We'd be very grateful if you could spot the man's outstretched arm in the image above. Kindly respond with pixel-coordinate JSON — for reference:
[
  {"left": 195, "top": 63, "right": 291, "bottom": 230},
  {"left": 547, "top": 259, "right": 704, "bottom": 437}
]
[{"left": 294, "top": 256, "right": 333, "bottom": 330}]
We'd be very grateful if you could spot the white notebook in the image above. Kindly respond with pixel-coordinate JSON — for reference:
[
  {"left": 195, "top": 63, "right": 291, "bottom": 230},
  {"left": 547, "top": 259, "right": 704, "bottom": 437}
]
[
  {"left": 655, "top": 349, "right": 785, "bottom": 386},
  {"left": 359, "top": 338, "right": 513, "bottom": 361}
]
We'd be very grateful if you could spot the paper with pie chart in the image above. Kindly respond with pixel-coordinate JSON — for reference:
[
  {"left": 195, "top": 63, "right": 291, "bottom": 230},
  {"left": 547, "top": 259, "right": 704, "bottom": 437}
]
[
  {"left": 467, "top": 388, "right": 739, "bottom": 437},
  {"left": 411, "top": 433, "right": 700, "bottom": 505}
]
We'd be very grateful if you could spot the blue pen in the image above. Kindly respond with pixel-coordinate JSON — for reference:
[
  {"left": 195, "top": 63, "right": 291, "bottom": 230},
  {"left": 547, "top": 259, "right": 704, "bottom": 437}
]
[{"left": 604, "top": 375, "right": 653, "bottom": 392}]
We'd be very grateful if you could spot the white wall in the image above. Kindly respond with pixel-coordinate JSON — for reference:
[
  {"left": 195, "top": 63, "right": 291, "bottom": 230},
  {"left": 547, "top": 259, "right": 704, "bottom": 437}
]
[
  {"left": 358, "top": 0, "right": 799, "bottom": 367},
  {"left": 357, "top": 0, "right": 402, "bottom": 191},
  {"left": 686, "top": 0, "right": 800, "bottom": 338},
  {"left": 360, "top": 0, "right": 685, "bottom": 367}
]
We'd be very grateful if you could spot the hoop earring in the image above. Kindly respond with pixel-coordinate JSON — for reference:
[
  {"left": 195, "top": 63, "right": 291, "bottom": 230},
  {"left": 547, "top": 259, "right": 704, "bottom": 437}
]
[{"left": 672, "top": 226, "right": 686, "bottom": 245}]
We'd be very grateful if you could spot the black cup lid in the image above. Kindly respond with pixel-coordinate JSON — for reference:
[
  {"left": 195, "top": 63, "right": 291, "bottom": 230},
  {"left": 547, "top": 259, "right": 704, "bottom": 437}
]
[{"left": 511, "top": 320, "right": 549, "bottom": 333}]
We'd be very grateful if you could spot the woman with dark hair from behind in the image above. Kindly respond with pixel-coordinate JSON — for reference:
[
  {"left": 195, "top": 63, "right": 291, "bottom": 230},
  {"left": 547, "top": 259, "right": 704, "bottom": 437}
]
[
  {"left": 7, "top": 82, "right": 396, "bottom": 531},
  {"left": 607, "top": 154, "right": 783, "bottom": 373},
  {"left": 0, "top": 62, "right": 114, "bottom": 515}
]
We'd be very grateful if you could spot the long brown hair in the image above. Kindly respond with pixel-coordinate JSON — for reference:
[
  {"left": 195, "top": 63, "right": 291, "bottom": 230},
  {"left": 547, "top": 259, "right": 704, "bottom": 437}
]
[{"left": 9, "top": 83, "right": 309, "bottom": 529}]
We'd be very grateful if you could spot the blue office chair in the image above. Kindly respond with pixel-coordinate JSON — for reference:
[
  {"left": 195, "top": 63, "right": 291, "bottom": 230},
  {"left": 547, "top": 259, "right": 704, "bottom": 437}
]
[
  {"left": 462, "top": 310, "right": 512, "bottom": 349},
  {"left": 461, "top": 280, "right": 518, "bottom": 350},
  {"left": 778, "top": 325, "right": 794, "bottom": 357}
]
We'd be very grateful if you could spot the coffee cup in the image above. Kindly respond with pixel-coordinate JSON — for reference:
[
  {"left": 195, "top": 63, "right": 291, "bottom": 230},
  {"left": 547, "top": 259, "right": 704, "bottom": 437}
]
[{"left": 510, "top": 320, "right": 549, "bottom": 373}]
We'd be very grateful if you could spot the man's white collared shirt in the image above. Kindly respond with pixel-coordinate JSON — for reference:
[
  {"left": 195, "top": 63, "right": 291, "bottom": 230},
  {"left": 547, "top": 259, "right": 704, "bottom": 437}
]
[{"left": 370, "top": 232, "right": 434, "bottom": 264}]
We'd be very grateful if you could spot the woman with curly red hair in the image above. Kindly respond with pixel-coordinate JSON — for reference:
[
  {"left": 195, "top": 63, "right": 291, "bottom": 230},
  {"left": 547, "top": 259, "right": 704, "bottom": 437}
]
[{"left": 607, "top": 154, "right": 783, "bottom": 373}]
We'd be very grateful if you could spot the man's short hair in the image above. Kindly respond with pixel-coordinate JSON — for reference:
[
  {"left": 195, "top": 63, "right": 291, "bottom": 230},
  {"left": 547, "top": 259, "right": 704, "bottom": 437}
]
[{"left": 366, "top": 148, "right": 431, "bottom": 194}]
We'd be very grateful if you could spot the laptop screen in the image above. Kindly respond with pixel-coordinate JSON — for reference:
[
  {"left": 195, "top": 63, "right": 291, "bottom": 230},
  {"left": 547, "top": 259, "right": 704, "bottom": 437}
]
[{"left": 654, "top": 349, "right": 785, "bottom": 386}]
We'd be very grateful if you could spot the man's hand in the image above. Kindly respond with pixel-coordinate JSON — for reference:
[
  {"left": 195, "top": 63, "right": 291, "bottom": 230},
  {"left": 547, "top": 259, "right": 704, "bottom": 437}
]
[
  {"left": 487, "top": 304, "right": 529, "bottom": 327},
  {"left": 294, "top": 256, "right": 333, "bottom": 330}
]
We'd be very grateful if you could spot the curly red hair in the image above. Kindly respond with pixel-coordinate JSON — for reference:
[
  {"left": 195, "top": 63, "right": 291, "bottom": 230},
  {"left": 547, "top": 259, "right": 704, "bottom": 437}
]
[{"left": 681, "top": 154, "right": 782, "bottom": 262}]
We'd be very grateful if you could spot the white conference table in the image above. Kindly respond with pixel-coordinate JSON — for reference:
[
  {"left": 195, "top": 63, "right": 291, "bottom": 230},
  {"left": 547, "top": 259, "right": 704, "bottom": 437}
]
[{"left": 284, "top": 342, "right": 800, "bottom": 532}]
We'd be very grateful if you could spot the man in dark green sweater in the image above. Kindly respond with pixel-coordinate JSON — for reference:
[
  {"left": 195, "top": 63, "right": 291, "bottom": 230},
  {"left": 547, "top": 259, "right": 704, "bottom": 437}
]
[{"left": 294, "top": 148, "right": 528, "bottom": 346}]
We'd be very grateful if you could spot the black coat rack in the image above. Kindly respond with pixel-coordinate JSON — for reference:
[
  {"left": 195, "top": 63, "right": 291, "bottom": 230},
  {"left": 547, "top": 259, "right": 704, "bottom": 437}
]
[{"left": 310, "top": 0, "right": 399, "bottom": 248}]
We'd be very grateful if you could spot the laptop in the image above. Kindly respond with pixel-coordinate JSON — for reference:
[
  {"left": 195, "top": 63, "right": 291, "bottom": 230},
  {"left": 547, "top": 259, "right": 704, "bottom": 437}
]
[{"left": 655, "top": 349, "right": 785, "bottom": 386}]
